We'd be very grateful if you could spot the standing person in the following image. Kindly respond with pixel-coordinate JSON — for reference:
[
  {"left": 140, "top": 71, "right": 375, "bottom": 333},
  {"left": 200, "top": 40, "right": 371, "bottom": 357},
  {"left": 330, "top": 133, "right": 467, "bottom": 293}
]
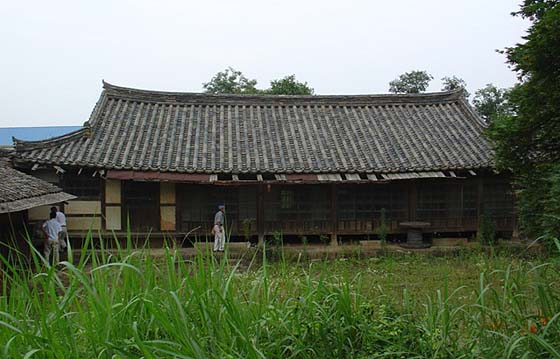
[
  {"left": 42, "top": 211, "right": 61, "bottom": 265},
  {"left": 213, "top": 222, "right": 225, "bottom": 252},
  {"left": 214, "top": 204, "right": 225, "bottom": 227},
  {"left": 213, "top": 205, "right": 226, "bottom": 252},
  {"left": 51, "top": 205, "right": 68, "bottom": 251}
]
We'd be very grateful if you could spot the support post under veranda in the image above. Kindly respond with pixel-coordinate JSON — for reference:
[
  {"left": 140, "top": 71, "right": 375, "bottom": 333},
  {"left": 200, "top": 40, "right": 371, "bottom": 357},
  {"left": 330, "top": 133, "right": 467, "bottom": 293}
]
[
  {"left": 330, "top": 184, "right": 338, "bottom": 246},
  {"left": 257, "top": 184, "right": 265, "bottom": 246}
]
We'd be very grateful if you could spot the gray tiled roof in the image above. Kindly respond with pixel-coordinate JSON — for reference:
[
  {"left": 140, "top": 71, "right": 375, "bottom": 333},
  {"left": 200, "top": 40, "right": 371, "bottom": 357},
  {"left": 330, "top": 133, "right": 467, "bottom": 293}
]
[
  {"left": 13, "top": 82, "right": 492, "bottom": 174},
  {"left": 0, "top": 158, "right": 76, "bottom": 213}
]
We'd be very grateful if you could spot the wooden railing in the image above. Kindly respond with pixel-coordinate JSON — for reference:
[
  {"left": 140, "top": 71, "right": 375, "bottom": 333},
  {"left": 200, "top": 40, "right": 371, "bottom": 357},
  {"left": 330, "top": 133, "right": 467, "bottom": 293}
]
[
  {"left": 182, "top": 215, "right": 516, "bottom": 237},
  {"left": 264, "top": 220, "right": 332, "bottom": 235}
]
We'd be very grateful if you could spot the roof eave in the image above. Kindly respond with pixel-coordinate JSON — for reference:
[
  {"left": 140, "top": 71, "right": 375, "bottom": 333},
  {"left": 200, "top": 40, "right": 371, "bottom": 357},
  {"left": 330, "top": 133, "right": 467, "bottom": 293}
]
[{"left": 0, "top": 192, "right": 77, "bottom": 214}]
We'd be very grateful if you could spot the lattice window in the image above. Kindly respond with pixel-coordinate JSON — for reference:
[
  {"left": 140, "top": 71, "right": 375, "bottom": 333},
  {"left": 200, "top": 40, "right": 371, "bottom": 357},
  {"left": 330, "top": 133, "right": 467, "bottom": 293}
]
[
  {"left": 337, "top": 185, "right": 407, "bottom": 221},
  {"left": 181, "top": 187, "right": 238, "bottom": 223},
  {"left": 417, "top": 183, "right": 462, "bottom": 220},
  {"left": 264, "top": 185, "right": 329, "bottom": 222},
  {"left": 483, "top": 183, "right": 514, "bottom": 217},
  {"left": 337, "top": 186, "right": 355, "bottom": 220},
  {"left": 371, "top": 188, "right": 407, "bottom": 220},
  {"left": 61, "top": 175, "right": 101, "bottom": 200},
  {"left": 122, "top": 181, "right": 159, "bottom": 231},
  {"left": 238, "top": 187, "right": 257, "bottom": 220},
  {"left": 280, "top": 190, "right": 295, "bottom": 209},
  {"left": 463, "top": 183, "right": 478, "bottom": 217}
]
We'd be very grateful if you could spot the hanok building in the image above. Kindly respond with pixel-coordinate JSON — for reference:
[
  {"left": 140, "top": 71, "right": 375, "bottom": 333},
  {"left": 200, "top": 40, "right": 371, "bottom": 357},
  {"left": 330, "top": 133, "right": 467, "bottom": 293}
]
[
  {"left": 11, "top": 82, "right": 515, "bottom": 245},
  {"left": 0, "top": 157, "right": 76, "bottom": 257}
]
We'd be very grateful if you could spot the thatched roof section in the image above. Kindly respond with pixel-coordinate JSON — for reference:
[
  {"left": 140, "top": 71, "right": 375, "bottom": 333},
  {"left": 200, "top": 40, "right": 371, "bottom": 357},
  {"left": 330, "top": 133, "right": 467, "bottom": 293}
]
[{"left": 14, "top": 81, "right": 491, "bottom": 174}]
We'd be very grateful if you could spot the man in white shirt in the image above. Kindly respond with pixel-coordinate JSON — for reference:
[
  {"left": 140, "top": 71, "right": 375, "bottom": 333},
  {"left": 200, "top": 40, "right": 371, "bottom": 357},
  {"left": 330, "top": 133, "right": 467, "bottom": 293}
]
[
  {"left": 51, "top": 206, "right": 68, "bottom": 251},
  {"left": 213, "top": 222, "right": 225, "bottom": 252},
  {"left": 213, "top": 205, "right": 226, "bottom": 252},
  {"left": 42, "top": 211, "right": 61, "bottom": 265},
  {"left": 214, "top": 205, "right": 225, "bottom": 227}
]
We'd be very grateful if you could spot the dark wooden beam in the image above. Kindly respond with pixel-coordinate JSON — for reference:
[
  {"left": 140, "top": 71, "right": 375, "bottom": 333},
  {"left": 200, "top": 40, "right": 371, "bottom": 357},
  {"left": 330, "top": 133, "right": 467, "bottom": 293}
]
[
  {"left": 175, "top": 183, "right": 181, "bottom": 233},
  {"left": 460, "top": 182, "right": 464, "bottom": 228},
  {"left": 476, "top": 178, "right": 484, "bottom": 229},
  {"left": 330, "top": 184, "right": 338, "bottom": 246},
  {"left": 101, "top": 178, "right": 106, "bottom": 231},
  {"left": 257, "top": 184, "right": 264, "bottom": 245}
]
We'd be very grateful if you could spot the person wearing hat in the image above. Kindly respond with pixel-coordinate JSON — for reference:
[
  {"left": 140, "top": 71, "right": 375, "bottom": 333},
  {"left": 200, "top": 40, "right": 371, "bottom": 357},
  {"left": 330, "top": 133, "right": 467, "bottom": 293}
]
[{"left": 213, "top": 204, "right": 225, "bottom": 252}]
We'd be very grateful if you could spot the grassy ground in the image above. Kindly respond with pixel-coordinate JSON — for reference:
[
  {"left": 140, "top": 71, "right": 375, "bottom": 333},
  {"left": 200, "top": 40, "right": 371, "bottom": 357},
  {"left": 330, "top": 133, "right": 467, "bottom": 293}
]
[{"left": 0, "top": 236, "right": 559, "bottom": 358}]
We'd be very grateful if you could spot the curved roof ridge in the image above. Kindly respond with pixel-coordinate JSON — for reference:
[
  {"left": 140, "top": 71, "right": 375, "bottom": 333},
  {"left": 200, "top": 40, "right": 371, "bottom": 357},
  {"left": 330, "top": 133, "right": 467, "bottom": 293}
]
[
  {"left": 456, "top": 95, "right": 489, "bottom": 129},
  {"left": 102, "top": 80, "right": 464, "bottom": 105},
  {"left": 13, "top": 87, "right": 109, "bottom": 151},
  {"left": 13, "top": 125, "right": 90, "bottom": 151}
]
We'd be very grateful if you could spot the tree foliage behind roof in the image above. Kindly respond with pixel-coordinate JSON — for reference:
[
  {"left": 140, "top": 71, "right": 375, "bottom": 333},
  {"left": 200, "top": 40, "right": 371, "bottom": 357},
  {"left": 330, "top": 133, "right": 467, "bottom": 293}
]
[
  {"left": 203, "top": 67, "right": 260, "bottom": 94},
  {"left": 441, "top": 76, "right": 470, "bottom": 98},
  {"left": 486, "top": 0, "right": 560, "bottom": 241},
  {"left": 472, "top": 84, "right": 513, "bottom": 122},
  {"left": 203, "top": 68, "right": 314, "bottom": 95},
  {"left": 265, "top": 75, "right": 314, "bottom": 95},
  {"left": 388, "top": 70, "right": 433, "bottom": 94}
]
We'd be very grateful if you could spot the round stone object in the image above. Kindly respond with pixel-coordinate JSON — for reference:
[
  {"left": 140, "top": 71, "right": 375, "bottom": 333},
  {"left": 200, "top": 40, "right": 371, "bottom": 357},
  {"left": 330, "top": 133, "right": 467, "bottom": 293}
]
[{"left": 399, "top": 221, "right": 431, "bottom": 249}]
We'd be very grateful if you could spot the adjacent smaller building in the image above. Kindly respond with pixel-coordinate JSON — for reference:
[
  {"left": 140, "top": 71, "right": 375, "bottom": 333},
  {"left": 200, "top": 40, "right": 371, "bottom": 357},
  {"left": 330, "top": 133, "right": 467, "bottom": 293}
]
[{"left": 0, "top": 156, "right": 76, "bottom": 256}]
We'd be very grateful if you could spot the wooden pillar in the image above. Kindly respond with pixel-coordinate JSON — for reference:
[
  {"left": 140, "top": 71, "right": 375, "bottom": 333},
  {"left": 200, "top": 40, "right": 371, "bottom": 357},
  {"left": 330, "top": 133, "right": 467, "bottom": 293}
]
[
  {"left": 476, "top": 178, "right": 484, "bottom": 228},
  {"left": 330, "top": 184, "right": 338, "bottom": 246},
  {"left": 408, "top": 181, "right": 417, "bottom": 221},
  {"left": 175, "top": 184, "right": 182, "bottom": 237},
  {"left": 257, "top": 184, "right": 265, "bottom": 245},
  {"left": 459, "top": 182, "right": 464, "bottom": 227}
]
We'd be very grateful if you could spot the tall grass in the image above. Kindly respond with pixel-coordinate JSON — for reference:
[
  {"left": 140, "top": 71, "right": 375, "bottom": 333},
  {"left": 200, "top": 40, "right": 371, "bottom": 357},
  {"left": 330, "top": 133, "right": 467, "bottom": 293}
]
[{"left": 0, "top": 233, "right": 559, "bottom": 358}]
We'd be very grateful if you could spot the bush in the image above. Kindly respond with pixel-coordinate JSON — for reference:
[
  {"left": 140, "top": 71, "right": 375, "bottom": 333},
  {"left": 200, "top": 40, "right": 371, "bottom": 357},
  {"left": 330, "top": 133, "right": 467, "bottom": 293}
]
[
  {"left": 478, "top": 214, "right": 497, "bottom": 245},
  {"left": 377, "top": 208, "right": 388, "bottom": 248},
  {"left": 516, "top": 164, "right": 560, "bottom": 244}
]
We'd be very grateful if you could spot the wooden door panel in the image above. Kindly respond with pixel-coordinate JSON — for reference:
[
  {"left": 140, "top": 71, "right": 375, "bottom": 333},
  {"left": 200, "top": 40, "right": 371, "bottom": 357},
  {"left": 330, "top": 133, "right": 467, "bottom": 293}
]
[{"left": 122, "top": 181, "right": 159, "bottom": 231}]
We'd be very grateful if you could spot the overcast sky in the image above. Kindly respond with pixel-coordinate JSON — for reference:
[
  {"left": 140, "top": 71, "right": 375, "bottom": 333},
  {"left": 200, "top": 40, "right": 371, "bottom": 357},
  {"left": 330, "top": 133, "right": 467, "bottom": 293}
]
[{"left": 0, "top": 0, "right": 528, "bottom": 127}]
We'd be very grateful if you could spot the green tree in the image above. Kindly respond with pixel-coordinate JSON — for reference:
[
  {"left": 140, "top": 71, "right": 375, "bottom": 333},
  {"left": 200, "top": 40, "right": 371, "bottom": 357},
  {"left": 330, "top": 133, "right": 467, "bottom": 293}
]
[
  {"left": 203, "top": 67, "right": 260, "bottom": 94},
  {"left": 266, "top": 75, "right": 314, "bottom": 95},
  {"left": 203, "top": 69, "right": 315, "bottom": 95},
  {"left": 388, "top": 70, "right": 433, "bottom": 94},
  {"left": 486, "top": 0, "right": 560, "bottom": 240},
  {"left": 472, "top": 84, "right": 512, "bottom": 121},
  {"left": 441, "top": 76, "right": 470, "bottom": 98}
]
